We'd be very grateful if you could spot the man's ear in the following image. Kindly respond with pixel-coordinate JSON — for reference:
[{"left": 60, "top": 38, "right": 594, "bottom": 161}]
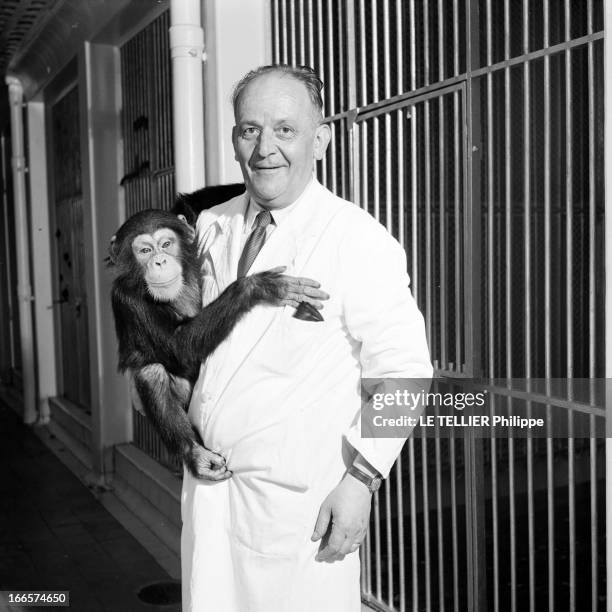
[
  {"left": 313, "top": 123, "right": 331, "bottom": 161},
  {"left": 232, "top": 125, "right": 240, "bottom": 161}
]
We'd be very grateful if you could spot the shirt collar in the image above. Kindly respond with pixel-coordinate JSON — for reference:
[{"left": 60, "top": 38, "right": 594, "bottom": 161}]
[{"left": 243, "top": 177, "right": 315, "bottom": 232}]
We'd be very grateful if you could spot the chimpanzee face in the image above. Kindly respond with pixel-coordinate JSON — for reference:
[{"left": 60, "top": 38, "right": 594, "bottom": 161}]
[{"left": 132, "top": 228, "right": 184, "bottom": 301}]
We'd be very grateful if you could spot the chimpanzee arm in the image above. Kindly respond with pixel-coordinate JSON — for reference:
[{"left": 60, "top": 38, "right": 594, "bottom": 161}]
[
  {"left": 175, "top": 269, "right": 316, "bottom": 361},
  {"left": 132, "top": 364, "right": 230, "bottom": 480}
]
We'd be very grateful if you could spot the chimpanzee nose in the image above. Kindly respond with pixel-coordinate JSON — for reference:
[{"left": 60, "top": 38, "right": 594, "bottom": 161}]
[{"left": 154, "top": 256, "right": 167, "bottom": 267}]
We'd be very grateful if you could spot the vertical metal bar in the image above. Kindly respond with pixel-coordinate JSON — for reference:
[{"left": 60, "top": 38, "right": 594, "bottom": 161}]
[
  {"left": 307, "top": 0, "right": 314, "bottom": 68},
  {"left": 542, "top": 2, "right": 555, "bottom": 610},
  {"left": 465, "top": 2, "right": 486, "bottom": 609},
  {"left": 395, "top": 1, "right": 405, "bottom": 249},
  {"left": 491, "top": 418, "right": 499, "bottom": 612},
  {"left": 450, "top": 436, "right": 459, "bottom": 611},
  {"left": 424, "top": 99, "right": 432, "bottom": 350},
  {"left": 437, "top": 0, "right": 447, "bottom": 366},
  {"left": 330, "top": 121, "right": 337, "bottom": 194},
  {"left": 422, "top": 439, "right": 431, "bottom": 612},
  {"left": 383, "top": 0, "right": 391, "bottom": 232},
  {"left": 280, "top": 0, "right": 287, "bottom": 65},
  {"left": 298, "top": 0, "right": 305, "bottom": 64},
  {"left": 326, "top": 0, "right": 335, "bottom": 115},
  {"left": 435, "top": 430, "right": 445, "bottom": 611},
  {"left": 385, "top": 113, "right": 392, "bottom": 234},
  {"left": 361, "top": 121, "right": 369, "bottom": 214},
  {"left": 453, "top": 0, "right": 461, "bottom": 372},
  {"left": 409, "top": 437, "right": 419, "bottom": 612},
  {"left": 383, "top": 0, "right": 391, "bottom": 100},
  {"left": 423, "top": 0, "right": 432, "bottom": 353},
  {"left": 563, "top": 4, "right": 576, "bottom": 611},
  {"left": 372, "top": 0, "right": 379, "bottom": 103},
  {"left": 522, "top": 2, "right": 535, "bottom": 608},
  {"left": 396, "top": 458, "right": 406, "bottom": 612},
  {"left": 590, "top": 414, "right": 597, "bottom": 612},
  {"left": 385, "top": 477, "right": 394, "bottom": 608},
  {"left": 439, "top": 109, "right": 447, "bottom": 369},
  {"left": 504, "top": 0, "right": 511, "bottom": 380},
  {"left": 587, "top": 3, "right": 597, "bottom": 610},
  {"left": 423, "top": 0, "right": 430, "bottom": 87},
  {"left": 345, "top": 0, "right": 358, "bottom": 111},
  {"left": 316, "top": 0, "right": 325, "bottom": 110},
  {"left": 485, "top": 0, "right": 494, "bottom": 380},
  {"left": 409, "top": 0, "right": 418, "bottom": 303},
  {"left": 397, "top": 109, "right": 405, "bottom": 249},
  {"left": 337, "top": 2, "right": 347, "bottom": 198},
  {"left": 373, "top": 117, "right": 380, "bottom": 221},
  {"left": 359, "top": 0, "right": 367, "bottom": 106},
  {"left": 503, "top": 4, "right": 517, "bottom": 612},
  {"left": 272, "top": 0, "right": 280, "bottom": 63},
  {"left": 337, "top": 0, "right": 345, "bottom": 113},
  {"left": 289, "top": 0, "right": 296, "bottom": 65},
  {"left": 396, "top": 0, "right": 403, "bottom": 96}
]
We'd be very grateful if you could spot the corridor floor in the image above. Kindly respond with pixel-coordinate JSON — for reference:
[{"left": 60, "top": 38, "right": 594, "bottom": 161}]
[{"left": 0, "top": 402, "right": 181, "bottom": 612}]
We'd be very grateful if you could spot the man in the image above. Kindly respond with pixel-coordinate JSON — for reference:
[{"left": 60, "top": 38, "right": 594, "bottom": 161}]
[{"left": 181, "top": 65, "right": 432, "bottom": 612}]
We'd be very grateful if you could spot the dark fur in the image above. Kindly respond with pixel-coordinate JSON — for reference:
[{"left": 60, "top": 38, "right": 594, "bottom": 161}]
[
  {"left": 171, "top": 183, "right": 245, "bottom": 226},
  {"left": 109, "top": 207, "right": 284, "bottom": 477}
]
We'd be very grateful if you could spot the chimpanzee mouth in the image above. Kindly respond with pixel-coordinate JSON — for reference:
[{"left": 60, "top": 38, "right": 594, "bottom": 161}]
[{"left": 148, "top": 275, "right": 181, "bottom": 287}]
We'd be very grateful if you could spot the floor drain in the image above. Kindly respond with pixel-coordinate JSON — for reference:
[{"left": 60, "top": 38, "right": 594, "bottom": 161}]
[{"left": 137, "top": 581, "right": 181, "bottom": 606}]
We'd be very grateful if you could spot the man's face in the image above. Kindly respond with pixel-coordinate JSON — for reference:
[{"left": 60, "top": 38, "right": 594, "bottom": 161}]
[{"left": 232, "top": 72, "right": 331, "bottom": 210}]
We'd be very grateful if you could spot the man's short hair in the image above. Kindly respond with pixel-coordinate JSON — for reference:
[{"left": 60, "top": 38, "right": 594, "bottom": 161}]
[{"left": 231, "top": 64, "right": 324, "bottom": 120}]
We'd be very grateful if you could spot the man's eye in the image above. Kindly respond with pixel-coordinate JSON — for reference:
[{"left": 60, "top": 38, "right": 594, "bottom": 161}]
[
  {"left": 242, "top": 127, "right": 259, "bottom": 138},
  {"left": 278, "top": 126, "right": 294, "bottom": 137}
]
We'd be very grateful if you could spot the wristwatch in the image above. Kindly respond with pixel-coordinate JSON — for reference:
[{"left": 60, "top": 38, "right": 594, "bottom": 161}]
[{"left": 348, "top": 464, "right": 383, "bottom": 493}]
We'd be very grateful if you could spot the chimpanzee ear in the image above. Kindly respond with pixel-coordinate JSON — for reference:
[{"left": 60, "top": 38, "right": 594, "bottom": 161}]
[
  {"left": 107, "top": 235, "right": 119, "bottom": 266},
  {"left": 177, "top": 215, "right": 196, "bottom": 243}
]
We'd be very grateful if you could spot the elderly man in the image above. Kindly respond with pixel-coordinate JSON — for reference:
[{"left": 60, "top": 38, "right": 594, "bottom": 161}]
[{"left": 181, "top": 65, "right": 432, "bottom": 612}]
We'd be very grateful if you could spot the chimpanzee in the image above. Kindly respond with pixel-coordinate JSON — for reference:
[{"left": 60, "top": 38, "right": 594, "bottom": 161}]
[{"left": 108, "top": 206, "right": 322, "bottom": 479}]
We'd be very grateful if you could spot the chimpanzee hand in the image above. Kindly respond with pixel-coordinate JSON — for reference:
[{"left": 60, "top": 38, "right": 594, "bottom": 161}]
[
  {"left": 184, "top": 443, "right": 232, "bottom": 481},
  {"left": 248, "top": 266, "right": 330, "bottom": 311}
]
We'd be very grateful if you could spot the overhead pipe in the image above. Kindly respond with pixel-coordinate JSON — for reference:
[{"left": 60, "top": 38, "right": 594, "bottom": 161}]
[
  {"left": 169, "top": 0, "right": 206, "bottom": 193},
  {"left": 5, "top": 76, "right": 37, "bottom": 424}
]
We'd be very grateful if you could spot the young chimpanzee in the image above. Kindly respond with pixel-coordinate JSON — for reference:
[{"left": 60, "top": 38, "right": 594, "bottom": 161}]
[{"left": 108, "top": 207, "right": 322, "bottom": 479}]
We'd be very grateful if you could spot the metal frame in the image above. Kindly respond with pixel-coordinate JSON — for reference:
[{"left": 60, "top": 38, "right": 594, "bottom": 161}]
[{"left": 270, "top": 2, "right": 606, "bottom": 610}]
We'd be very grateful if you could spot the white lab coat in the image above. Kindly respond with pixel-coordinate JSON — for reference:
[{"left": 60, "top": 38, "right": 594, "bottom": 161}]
[{"left": 181, "top": 180, "right": 432, "bottom": 612}]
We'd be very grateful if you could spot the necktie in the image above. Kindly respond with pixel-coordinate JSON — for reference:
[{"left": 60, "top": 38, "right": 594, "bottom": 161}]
[{"left": 237, "top": 210, "right": 273, "bottom": 277}]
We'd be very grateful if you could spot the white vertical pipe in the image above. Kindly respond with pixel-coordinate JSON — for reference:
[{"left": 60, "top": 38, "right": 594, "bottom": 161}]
[
  {"left": 5, "top": 76, "right": 36, "bottom": 424},
  {"left": 170, "top": 0, "right": 206, "bottom": 192},
  {"left": 26, "top": 102, "right": 56, "bottom": 423},
  {"left": 605, "top": 1, "right": 612, "bottom": 609}
]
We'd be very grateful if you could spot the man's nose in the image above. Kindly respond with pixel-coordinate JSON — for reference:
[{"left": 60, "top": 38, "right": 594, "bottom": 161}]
[{"left": 256, "top": 128, "right": 276, "bottom": 157}]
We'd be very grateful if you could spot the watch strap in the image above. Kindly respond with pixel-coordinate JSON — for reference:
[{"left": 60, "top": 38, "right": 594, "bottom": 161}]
[{"left": 348, "top": 464, "right": 382, "bottom": 492}]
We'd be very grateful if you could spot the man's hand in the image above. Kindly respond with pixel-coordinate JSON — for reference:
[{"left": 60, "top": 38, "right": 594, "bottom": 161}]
[
  {"left": 311, "top": 474, "right": 373, "bottom": 562},
  {"left": 186, "top": 443, "right": 232, "bottom": 481}
]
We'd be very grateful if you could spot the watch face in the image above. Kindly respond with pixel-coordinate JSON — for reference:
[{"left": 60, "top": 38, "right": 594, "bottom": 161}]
[{"left": 370, "top": 476, "right": 382, "bottom": 493}]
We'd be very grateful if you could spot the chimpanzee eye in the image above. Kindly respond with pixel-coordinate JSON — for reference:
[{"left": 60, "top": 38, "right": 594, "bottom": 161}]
[
  {"left": 140, "top": 247, "right": 151, "bottom": 254},
  {"left": 161, "top": 240, "right": 171, "bottom": 249}
]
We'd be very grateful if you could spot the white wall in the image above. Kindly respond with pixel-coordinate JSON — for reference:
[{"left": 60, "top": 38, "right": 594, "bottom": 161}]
[{"left": 202, "top": 0, "right": 271, "bottom": 185}]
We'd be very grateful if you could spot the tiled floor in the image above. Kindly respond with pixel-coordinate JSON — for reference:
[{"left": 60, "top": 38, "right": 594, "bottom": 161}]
[{"left": 0, "top": 403, "right": 181, "bottom": 612}]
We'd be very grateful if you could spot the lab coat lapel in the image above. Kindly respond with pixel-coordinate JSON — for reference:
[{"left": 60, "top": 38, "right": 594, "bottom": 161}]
[
  {"left": 206, "top": 195, "right": 249, "bottom": 292},
  {"left": 213, "top": 181, "right": 345, "bottom": 396}
]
